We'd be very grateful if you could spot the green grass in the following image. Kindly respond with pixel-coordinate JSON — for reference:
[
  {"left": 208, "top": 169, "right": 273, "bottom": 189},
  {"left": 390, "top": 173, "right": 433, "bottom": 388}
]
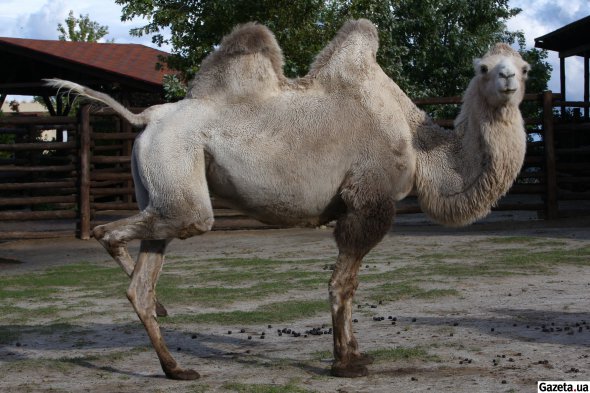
[
  {"left": 359, "top": 239, "right": 590, "bottom": 304},
  {"left": 367, "top": 281, "right": 459, "bottom": 303},
  {"left": 0, "top": 325, "right": 22, "bottom": 344},
  {"left": 157, "top": 271, "right": 328, "bottom": 307},
  {"left": 165, "top": 299, "right": 329, "bottom": 325},
  {"left": 368, "top": 346, "right": 440, "bottom": 362},
  {"left": 1, "top": 240, "right": 588, "bottom": 328},
  {"left": 485, "top": 236, "right": 568, "bottom": 247},
  {"left": 0, "top": 262, "right": 125, "bottom": 301}
]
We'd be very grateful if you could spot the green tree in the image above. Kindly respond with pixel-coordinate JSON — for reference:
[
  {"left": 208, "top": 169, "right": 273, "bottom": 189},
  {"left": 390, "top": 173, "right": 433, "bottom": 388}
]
[
  {"left": 58, "top": 10, "right": 111, "bottom": 42},
  {"left": 328, "top": 0, "right": 527, "bottom": 98},
  {"left": 117, "top": 0, "right": 330, "bottom": 79},
  {"left": 116, "top": 0, "right": 551, "bottom": 102},
  {"left": 41, "top": 11, "right": 112, "bottom": 115}
]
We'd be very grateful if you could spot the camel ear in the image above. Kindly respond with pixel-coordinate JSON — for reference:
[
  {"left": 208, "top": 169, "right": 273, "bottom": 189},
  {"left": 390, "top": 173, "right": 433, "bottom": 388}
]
[{"left": 522, "top": 63, "right": 531, "bottom": 78}]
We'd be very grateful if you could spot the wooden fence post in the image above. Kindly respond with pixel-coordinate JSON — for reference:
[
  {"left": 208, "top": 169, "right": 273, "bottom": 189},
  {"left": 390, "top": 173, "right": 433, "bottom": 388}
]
[
  {"left": 121, "top": 118, "right": 134, "bottom": 204},
  {"left": 78, "top": 105, "right": 91, "bottom": 239},
  {"left": 542, "top": 91, "right": 558, "bottom": 219}
]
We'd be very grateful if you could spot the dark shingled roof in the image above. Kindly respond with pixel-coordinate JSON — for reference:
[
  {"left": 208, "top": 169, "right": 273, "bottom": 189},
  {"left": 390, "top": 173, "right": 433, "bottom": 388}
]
[
  {"left": 0, "top": 37, "right": 175, "bottom": 96},
  {"left": 534, "top": 15, "right": 590, "bottom": 58}
]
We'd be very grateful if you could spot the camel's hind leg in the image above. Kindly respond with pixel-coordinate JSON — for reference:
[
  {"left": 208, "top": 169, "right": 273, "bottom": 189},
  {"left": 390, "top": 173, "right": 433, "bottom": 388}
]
[
  {"left": 93, "top": 147, "right": 213, "bottom": 380},
  {"left": 127, "top": 239, "right": 200, "bottom": 379},
  {"left": 93, "top": 211, "right": 212, "bottom": 380},
  {"left": 329, "top": 176, "right": 396, "bottom": 378}
]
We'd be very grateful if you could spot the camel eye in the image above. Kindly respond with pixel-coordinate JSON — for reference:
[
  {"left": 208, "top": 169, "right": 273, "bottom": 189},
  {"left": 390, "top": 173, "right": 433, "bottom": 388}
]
[
  {"left": 480, "top": 64, "right": 488, "bottom": 74},
  {"left": 522, "top": 66, "right": 529, "bottom": 75}
]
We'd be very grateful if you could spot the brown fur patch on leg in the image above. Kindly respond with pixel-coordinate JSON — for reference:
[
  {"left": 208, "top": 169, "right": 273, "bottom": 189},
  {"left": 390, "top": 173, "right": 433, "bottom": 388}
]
[
  {"left": 333, "top": 197, "right": 395, "bottom": 257},
  {"left": 329, "top": 194, "right": 396, "bottom": 377}
]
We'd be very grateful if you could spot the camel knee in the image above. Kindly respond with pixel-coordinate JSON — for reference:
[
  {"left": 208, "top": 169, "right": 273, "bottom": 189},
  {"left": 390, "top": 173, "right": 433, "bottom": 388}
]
[
  {"left": 177, "top": 217, "right": 214, "bottom": 239},
  {"left": 93, "top": 224, "right": 123, "bottom": 254},
  {"left": 93, "top": 223, "right": 126, "bottom": 247},
  {"left": 92, "top": 224, "right": 106, "bottom": 241}
]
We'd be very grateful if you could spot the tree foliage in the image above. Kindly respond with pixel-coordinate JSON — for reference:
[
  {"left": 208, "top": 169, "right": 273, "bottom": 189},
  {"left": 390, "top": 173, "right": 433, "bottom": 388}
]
[
  {"left": 58, "top": 10, "right": 111, "bottom": 42},
  {"left": 115, "top": 0, "right": 551, "bottom": 100},
  {"left": 329, "top": 0, "right": 526, "bottom": 98},
  {"left": 117, "top": 0, "right": 331, "bottom": 78}
]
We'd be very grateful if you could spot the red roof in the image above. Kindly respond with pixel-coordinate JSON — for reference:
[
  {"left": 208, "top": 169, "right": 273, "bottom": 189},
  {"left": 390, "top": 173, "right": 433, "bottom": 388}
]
[{"left": 0, "top": 37, "right": 174, "bottom": 86}]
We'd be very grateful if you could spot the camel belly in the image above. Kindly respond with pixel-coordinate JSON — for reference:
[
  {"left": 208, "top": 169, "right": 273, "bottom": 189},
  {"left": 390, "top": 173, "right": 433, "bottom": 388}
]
[{"left": 205, "top": 154, "right": 346, "bottom": 226}]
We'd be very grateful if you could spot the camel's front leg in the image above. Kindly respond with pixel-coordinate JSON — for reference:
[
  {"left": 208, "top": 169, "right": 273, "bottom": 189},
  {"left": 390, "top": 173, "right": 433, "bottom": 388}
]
[
  {"left": 127, "top": 239, "right": 200, "bottom": 380},
  {"left": 329, "top": 253, "right": 373, "bottom": 377},
  {"left": 330, "top": 178, "right": 396, "bottom": 377}
]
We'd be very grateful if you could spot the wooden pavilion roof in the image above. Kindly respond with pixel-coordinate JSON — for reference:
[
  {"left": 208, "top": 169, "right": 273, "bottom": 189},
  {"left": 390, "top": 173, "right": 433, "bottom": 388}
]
[
  {"left": 534, "top": 15, "right": 590, "bottom": 58},
  {"left": 535, "top": 15, "right": 590, "bottom": 103},
  {"left": 0, "top": 37, "right": 175, "bottom": 99}
]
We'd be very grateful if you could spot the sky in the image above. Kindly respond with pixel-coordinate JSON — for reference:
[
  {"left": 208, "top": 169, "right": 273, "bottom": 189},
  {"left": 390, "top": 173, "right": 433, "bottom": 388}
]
[{"left": 0, "top": 0, "right": 589, "bottom": 101}]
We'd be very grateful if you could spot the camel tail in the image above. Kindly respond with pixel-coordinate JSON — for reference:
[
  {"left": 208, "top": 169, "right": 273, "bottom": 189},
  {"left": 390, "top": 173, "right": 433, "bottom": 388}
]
[{"left": 43, "top": 78, "right": 148, "bottom": 126}]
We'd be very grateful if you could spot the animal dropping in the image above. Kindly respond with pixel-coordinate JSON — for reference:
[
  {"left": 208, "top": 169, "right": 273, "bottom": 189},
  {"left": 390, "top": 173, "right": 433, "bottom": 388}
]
[{"left": 44, "top": 18, "right": 529, "bottom": 380}]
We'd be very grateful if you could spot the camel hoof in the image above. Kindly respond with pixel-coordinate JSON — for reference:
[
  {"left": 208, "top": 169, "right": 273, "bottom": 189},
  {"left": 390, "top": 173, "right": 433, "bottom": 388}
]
[
  {"left": 155, "top": 301, "right": 168, "bottom": 317},
  {"left": 351, "top": 353, "right": 374, "bottom": 366},
  {"left": 165, "top": 368, "right": 200, "bottom": 380},
  {"left": 331, "top": 362, "right": 368, "bottom": 378}
]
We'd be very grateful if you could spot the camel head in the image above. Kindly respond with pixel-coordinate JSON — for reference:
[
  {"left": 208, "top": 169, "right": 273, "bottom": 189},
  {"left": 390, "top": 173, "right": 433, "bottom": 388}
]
[{"left": 473, "top": 43, "right": 530, "bottom": 108}]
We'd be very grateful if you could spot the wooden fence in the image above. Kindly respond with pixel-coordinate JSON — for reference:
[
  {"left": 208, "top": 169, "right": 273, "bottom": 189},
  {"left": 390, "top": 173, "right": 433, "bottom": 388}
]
[
  {"left": 0, "top": 92, "right": 588, "bottom": 239},
  {"left": 0, "top": 115, "right": 79, "bottom": 238}
]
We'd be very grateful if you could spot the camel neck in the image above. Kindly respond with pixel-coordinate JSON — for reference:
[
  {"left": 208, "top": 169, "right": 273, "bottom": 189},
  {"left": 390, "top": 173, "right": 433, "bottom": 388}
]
[{"left": 413, "top": 93, "right": 526, "bottom": 227}]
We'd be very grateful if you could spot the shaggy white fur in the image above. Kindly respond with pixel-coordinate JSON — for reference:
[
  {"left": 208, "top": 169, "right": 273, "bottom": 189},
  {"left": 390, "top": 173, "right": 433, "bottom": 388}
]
[{"left": 44, "top": 19, "right": 529, "bottom": 380}]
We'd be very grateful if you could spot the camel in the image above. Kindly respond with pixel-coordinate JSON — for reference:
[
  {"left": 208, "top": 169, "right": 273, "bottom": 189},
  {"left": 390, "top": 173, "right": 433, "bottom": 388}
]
[{"left": 45, "top": 19, "right": 529, "bottom": 380}]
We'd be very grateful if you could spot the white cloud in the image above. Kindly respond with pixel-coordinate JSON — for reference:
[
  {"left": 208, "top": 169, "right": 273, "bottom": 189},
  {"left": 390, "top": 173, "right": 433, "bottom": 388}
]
[
  {"left": 565, "top": 57, "right": 586, "bottom": 101},
  {"left": 0, "top": 0, "right": 167, "bottom": 48},
  {"left": 15, "top": 1, "right": 69, "bottom": 40}
]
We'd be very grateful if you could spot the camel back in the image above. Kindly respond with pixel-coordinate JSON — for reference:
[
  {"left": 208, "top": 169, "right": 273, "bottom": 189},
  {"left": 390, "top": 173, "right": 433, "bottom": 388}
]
[{"left": 187, "top": 19, "right": 381, "bottom": 100}]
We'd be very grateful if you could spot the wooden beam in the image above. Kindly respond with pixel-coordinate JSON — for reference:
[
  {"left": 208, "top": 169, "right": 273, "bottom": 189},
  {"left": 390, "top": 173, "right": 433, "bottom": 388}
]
[
  {"left": 559, "top": 55, "right": 566, "bottom": 114},
  {"left": 0, "top": 116, "right": 75, "bottom": 125},
  {"left": 585, "top": 55, "right": 589, "bottom": 121},
  {"left": 78, "top": 104, "right": 91, "bottom": 240},
  {"left": 543, "top": 91, "right": 558, "bottom": 219},
  {"left": 56, "top": 94, "right": 63, "bottom": 116},
  {"left": 41, "top": 96, "right": 56, "bottom": 116}
]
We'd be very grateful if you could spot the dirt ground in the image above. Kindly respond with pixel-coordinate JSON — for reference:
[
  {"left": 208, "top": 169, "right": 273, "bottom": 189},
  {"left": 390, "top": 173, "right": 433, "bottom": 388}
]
[{"left": 0, "top": 212, "right": 589, "bottom": 393}]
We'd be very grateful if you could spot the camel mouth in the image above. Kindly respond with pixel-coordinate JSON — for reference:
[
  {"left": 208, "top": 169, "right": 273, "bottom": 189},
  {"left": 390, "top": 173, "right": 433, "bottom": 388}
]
[{"left": 501, "top": 88, "right": 517, "bottom": 95}]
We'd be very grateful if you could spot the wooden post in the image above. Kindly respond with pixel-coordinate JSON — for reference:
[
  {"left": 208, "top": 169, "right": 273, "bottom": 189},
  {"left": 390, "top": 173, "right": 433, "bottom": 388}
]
[
  {"left": 559, "top": 55, "right": 566, "bottom": 115},
  {"left": 585, "top": 55, "right": 589, "bottom": 122},
  {"left": 78, "top": 105, "right": 92, "bottom": 239},
  {"left": 542, "top": 91, "right": 558, "bottom": 219},
  {"left": 121, "top": 118, "right": 134, "bottom": 204}
]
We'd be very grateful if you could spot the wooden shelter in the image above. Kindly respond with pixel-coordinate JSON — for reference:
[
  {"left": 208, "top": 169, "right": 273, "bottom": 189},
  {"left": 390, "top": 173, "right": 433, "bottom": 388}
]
[
  {"left": 0, "top": 37, "right": 175, "bottom": 114},
  {"left": 534, "top": 16, "right": 590, "bottom": 217},
  {"left": 535, "top": 15, "right": 590, "bottom": 116}
]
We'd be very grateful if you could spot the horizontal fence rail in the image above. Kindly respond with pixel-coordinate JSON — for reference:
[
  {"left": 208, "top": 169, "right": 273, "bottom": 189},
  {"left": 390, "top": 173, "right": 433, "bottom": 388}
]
[{"left": 1, "top": 92, "right": 588, "bottom": 240}]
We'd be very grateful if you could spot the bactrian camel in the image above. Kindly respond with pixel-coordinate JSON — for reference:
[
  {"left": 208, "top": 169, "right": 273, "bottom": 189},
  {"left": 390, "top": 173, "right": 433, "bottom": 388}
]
[{"left": 46, "top": 19, "right": 529, "bottom": 379}]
